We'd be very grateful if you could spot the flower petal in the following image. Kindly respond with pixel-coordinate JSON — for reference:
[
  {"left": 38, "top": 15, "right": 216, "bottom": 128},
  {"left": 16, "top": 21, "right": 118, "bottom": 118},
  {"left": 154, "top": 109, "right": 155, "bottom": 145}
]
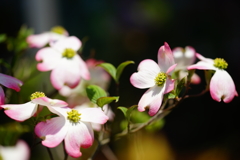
[
  {"left": 50, "top": 61, "right": 82, "bottom": 90},
  {"left": 196, "top": 53, "right": 214, "bottom": 63},
  {"left": 0, "top": 73, "right": 23, "bottom": 91},
  {"left": 158, "top": 42, "right": 175, "bottom": 72},
  {"left": 183, "top": 46, "right": 196, "bottom": 66},
  {"left": 187, "top": 61, "right": 216, "bottom": 70},
  {"left": 77, "top": 55, "right": 91, "bottom": 80},
  {"left": 0, "top": 86, "right": 5, "bottom": 105},
  {"left": 166, "top": 64, "right": 177, "bottom": 75},
  {"left": 138, "top": 85, "right": 165, "bottom": 116},
  {"left": 51, "top": 36, "right": 81, "bottom": 52},
  {"left": 2, "top": 102, "right": 37, "bottom": 121},
  {"left": 130, "top": 59, "right": 160, "bottom": 89},
  {"left": 210, "top": 70, "right": 238, "bottom": 103},
  {"left": 35, "top": 117, "right": 67, "bottom": 148},
  {"left": 64, "top": 122, "right": 94, "bottom": 158},
  {"left": 191, "top": 73, "right": 201, "bottom": 84},
  {"left": 32, "top": 97, "right": 68, "bottom": 107},
  {"left": 36, "top": 47, "right": 62, "bottom": 71},
  {"left": 76, "top": 108, "right": 109, "bottom": 124},
  {"left": 164, "top": 78, "right": 175, "bottom": 94},
  {"left": 0, "top": 140, "right": 30, "bottom": 160},
  {"left": 27, "top": 32, "right": 50, "bottom": 48}
]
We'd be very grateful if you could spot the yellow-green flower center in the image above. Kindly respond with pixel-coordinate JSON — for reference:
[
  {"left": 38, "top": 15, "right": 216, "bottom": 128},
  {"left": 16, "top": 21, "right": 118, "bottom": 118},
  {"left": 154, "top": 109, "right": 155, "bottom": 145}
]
[
  {"left": 213, "top": 58, "right": 228, "bottom": 70},
  {"left": 30, "top": 92, "right": 46, "bottom": 100},
  {"left": 62, "top": 48, "right": 76, "bottom": 59},
  {"left": 67, "top": 109, "right": 81, "bottom": 123},
  {"left": 155, "top": 72, "right": 167, "bottom": 86},
  {"left": 51, "top": 26, "right": 67, "bottom": 35}
]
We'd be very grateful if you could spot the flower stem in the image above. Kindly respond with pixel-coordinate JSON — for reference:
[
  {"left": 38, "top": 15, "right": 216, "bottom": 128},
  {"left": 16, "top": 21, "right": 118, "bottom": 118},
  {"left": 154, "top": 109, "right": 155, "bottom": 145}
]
[
  {"left": 46, "top": 147, "right": 54, "bottom": 160},
  {"left": 63, "top": 141, "right": 68, "bottom": 160}
]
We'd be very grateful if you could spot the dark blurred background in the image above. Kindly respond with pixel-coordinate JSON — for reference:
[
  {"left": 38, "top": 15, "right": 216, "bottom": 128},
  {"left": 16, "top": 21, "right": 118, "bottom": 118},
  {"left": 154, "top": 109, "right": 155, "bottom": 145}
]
[{"left": 1, "top": 0, "right": 240, "bottom": 160}]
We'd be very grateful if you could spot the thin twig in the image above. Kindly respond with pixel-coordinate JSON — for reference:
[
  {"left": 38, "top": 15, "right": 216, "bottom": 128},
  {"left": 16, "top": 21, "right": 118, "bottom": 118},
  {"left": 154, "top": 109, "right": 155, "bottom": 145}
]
[
  {"left": 63, "top": 141, "right": 68, "bottom": 160},
  {"left": 46, "top": 147, "right": 54, "bottom": 160}
]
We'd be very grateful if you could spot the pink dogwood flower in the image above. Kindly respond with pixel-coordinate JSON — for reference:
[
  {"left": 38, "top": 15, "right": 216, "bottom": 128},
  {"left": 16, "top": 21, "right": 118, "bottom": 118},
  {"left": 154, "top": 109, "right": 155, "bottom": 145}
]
[
  {"left": 59, "top": 58, "right": 110, "bottom": 97},
  {"left": 173, "top": 46, "right": 200, "bottom": 84},
  {"left": 1, "top": 92, "right": 68, "bottom": 121},
  {"left": 187, "top": 54, "right": 238, "bottom": 102},
  {"left": 130, "top": 42, "right": 177, "bottom": 116},
  {"left": 36, "top": 36, "right": 90, "bottom": 90},
  {"left": 27, "top": 26, "right": 69, "bottom": 48},
  {"left": 0, "top": 140, "right": 30, "bottom": 160},
  {"left": 35, "top": 106, "right": 108, "bottom": 158},
  {"left": 0, "top": 73, "right": 23, "bottom": 105}
]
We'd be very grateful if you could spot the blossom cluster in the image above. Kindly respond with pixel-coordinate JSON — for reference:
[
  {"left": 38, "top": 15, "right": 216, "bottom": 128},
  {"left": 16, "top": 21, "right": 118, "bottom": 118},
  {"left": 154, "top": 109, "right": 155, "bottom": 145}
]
[{"left": 0, "top": 26, "right": 238, "bottom": 159}]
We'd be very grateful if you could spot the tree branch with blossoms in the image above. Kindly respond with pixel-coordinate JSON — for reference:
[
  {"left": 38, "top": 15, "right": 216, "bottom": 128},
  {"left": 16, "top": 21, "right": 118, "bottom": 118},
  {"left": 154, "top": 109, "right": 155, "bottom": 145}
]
[{"left": 0, "top": 26, "right": 237, "bottom": 160}]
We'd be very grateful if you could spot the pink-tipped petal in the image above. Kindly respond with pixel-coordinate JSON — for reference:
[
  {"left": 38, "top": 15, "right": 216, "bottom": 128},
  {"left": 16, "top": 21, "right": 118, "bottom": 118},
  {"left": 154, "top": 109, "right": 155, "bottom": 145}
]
[
  {"left": 27, "top": 33, "right": 50, "bottom": 48},
  {"left": 158, "top": 42, "right": 175, "bottom": 72},
  {"left": 32, "top": 97, "right": 68, "bottom": 108},
  {"left": 0, "top": 73, "right": 23, "bottom": 91},
  {"left": 64, "top": 122, "right": 94, "bottom": 158},
  {"left": 166, "top": 64, "right": 177, "bottom": 75},
  {"left": 50, "top": 62, "right": 81, "bottom": 90},
  {"left": 138, "top": 86, "right": 165, "bottom": 116},
  {"left": 77, "top": 108, "right": 109, "bottom": 124},
  {"left": 196, "top": 53, "right": 214, "bottom": 63},
  {"left": 210, "top": 70, "right": 238, "bottom": 103},
  {"left": 0, "top": 86, "right": 5, "bottom": 104},
  {"left": 77, "top": 55, "right": 91, "bottom": 80},
  {"left": 130, "top": 59, "right": 160, "bottom": 89},
  {"left": 36, "top": 47, "right": 62, "bottom": 71},
  {"left": 164, "top": 78, "right": 175, "bottom": 94},
  {"left": 2, "top": 102, "right": 37, "bottom": 121},
  {"left": 51, "top": 36, "right": 81, "bottom": 52},
  {"left": 35, "top": 117, "right": 67, "bottom": 148},
  {"left": 187, "top": 61, "right": 216, "bottom": 71}
]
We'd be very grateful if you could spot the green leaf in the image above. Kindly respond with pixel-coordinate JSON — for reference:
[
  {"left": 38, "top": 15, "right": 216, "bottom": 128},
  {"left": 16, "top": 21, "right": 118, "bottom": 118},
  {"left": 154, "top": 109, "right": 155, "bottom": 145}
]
[
  {"left": 131, "top": 110, "right": 150, "bottom": 123},
  {"left": 116, "top": 61, "right": 134, "bottom": 83},
  {"left": 187, "top": 69, "right": 195, "bottom": 82},
  {"left": 86, "top": 85, "right": 107, "bottom": 104},
  {"left": 126, "top": 105, "right": 137, "bottom": 122},
  {"left": 96, "top": 96, "right": 119, "bottom": 107},
  {"left": 204, "top": 70, "right": 214, "bottom": 86},
  {"left": 175, "top": 77, "right": 186, "bottom": 96},
  {"left": 145, "top": 119, "right": 165, "bottom": 132},
  {"left": 98, "top": 63, "right": 117, "bottom": 81},
  {"left": 118, "top": 106, "right": 128, "bottom": 117},
  {"left": 167, "top": 92, "right": 176, "bottom": 99},
  {"left": 0, "top": 34, "right": 6, "bottom": 43}
]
